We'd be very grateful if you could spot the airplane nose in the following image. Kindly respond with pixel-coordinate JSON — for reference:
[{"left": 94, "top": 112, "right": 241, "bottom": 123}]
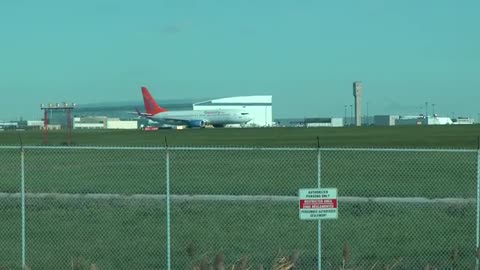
[{"left": 239, "top": 113, "right": 253, "bottom": 122}]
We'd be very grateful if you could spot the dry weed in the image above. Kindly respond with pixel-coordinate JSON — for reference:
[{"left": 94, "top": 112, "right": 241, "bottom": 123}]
[
  {"left": 340, "top": 242, "right": 351, "bottom": 270},
  {"left": 70, "top": 257, "right": 98, "bottom": 270},
  {"left": 231, "top": 256, "right": 249, "bottom": 270},
  {"left": 424, "top": 264, "right": 437, "bottom": 270},
  {"left": 214, "top": 252, "right": 225, "bottom": 270},
  {"left": 189, "top": 248, "right": 299, "bottom": 270},
  {"left": 383, "top": 258, "right": 402, "bottom": 270},
  {"left": 187, "top": 242, "right": 196, "bottom": 258},
  {"left": 450, "top": 247, "right": 459, "bottom": 269},
  {"left": 272, "top": 251, "right": 299, "bottom": 270}
]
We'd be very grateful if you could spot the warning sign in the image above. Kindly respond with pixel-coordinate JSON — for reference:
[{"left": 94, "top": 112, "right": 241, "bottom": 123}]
[{"left": 299, "top": 188, "right": 338, "bottom": 220}]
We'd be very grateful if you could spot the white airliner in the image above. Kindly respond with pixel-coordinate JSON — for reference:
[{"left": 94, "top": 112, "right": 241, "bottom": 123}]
[{"left": 136, "top": 87, "right": 253, "bottom": 128}]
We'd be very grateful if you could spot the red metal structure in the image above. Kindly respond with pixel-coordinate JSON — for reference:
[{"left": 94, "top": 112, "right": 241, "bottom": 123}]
[
  {"left": 43, "top": 107, "right": 48, "bottom": 145},
  {"left": 41, "top": 102, "right": 75, "bottom": 145},
  {"left": 66, "top": 107, "right": 72, "bottom": 145}
]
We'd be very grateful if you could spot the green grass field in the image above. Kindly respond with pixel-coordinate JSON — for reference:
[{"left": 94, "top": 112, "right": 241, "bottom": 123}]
[
  {"left": 0, "top": 199, "right": 475, "bottom": 269},
  {"left": 0, "top": 126, "right": 479, "bottom": 269},
  {"left": 1, "top": 125, "right": 480, "bottom": 148}
]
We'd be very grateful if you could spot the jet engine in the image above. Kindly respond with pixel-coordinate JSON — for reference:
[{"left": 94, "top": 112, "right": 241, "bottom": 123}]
[{"left": 187, "top": 120, "right": 206, "bottom": 128}]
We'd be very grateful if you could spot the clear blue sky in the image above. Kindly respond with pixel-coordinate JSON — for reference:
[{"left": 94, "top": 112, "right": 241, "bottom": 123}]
[{"left": 1, "top": 0, "right": 479, "bottom": 120}]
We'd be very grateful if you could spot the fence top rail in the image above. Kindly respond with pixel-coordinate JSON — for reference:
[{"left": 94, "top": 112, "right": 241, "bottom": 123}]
[
  {"left": 0, "top": 145, "right": 478, "bottom": 153},
  {"left": 0, "top": 145, "right": 21, "bottom": 149}
]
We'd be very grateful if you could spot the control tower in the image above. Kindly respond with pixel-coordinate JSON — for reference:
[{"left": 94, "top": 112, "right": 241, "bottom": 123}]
[{"left": 353, "top": 81, "right": 362, "bottom": 126}]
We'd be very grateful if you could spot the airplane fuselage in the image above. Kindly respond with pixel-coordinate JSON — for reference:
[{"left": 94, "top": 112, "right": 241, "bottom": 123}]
[{"left": 149, "top": 109, "right": 252, "bottom": 127}]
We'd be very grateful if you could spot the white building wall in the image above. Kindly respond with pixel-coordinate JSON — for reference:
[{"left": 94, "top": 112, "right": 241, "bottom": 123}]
[
  {"left": 374, "top": 115, "right": 399, "bottom": 126},
  {"left": 0, "top": 122, "right": 18, "bottom": 128},
  {"left": 428, "top": 117, "right": 453, "bottom": 125},
  {"left": 107, "top": 120, "right": 138, "bottom": 129},
  {"left": 396, "top": 116, "right": 453, "bottom": 126},
  {"left": 331, "top": 118, "right": 344, "bottom": 127},
  {"left": 193, "top": 96, "right": 273, "bottom": 127},
  {"left": 243, "top": 105, "right": 272, "bottom": 127},
  {"left": 27, "top": 120, "right": 44, "bottom": 127},
  {"left": 73, "top": 123, "right": 105, "bottom": 129},
  {"left": 306, "top": 118, "right": 344, "bottom": 128},
  {"left": 40, "top": 124, "right": 61, "bottom": 130},
  {"left": 396, "top": 118, "right": 425, "bottom": 126},
  {"left": 454, "top": 117, "right": 474, "bottom": 125}
]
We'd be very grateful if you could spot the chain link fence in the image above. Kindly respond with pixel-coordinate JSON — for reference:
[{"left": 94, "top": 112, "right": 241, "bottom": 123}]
[
  {"left": 0, "top": 147, "right": 22, "bottom": 269},
  {"left": 0, "top": 146, "right": 478, "bottom": 269}
]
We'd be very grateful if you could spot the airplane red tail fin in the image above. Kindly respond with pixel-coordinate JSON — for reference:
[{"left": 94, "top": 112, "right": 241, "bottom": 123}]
[{"left": 141, "top": 86, "right": 167, "bottom": 115}]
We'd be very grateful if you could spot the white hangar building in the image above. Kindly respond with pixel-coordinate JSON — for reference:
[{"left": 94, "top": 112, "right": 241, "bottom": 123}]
[{"left": 193, "top": 96, "right": 273, "bottom": 127}]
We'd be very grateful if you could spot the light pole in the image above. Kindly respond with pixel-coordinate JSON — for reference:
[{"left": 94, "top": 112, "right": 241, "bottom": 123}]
[
  {"left": 344, "top": 105, "right": 347, "bottom": 126},
  {"left": 432, "top": 104, "right": 436, "bottom": 116},
  {"left": 366, "top": 101, "right": 369, "bottom": 126},
  {"left": 350, "top": 104, "right": 353, "bottom": 126},
  {"left": 425, "top": 102, "right": 428, "bottom": 117}
]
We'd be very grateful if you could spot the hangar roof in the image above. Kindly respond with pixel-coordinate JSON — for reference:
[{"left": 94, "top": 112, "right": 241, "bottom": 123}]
[
  {"left": 195, "top": 96, "right": 272, "bottom": 106},
  {"left": 72, "top": 95, "right": 272, "bottom": 119}
]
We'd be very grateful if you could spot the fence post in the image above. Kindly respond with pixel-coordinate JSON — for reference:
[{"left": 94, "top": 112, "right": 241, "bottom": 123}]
[
  {"left": 317, "top": 147, "right": 322, "bottom": 270},
  {"left": 476, "top": 149, "right": 480, "bottom": 270},
  {"left": 166, "top": 146, "right": 171, "bottom": 270},
  {"left": 20, "top": 145, "right": 26, "bottom": 269}
]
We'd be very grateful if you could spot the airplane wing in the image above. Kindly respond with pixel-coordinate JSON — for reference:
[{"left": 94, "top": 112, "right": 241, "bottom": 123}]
[
  {"left": 131, "top": 108, "right": 154, "bottom": 118},
  {"left": 162, "top": 117, "right": 209, "bottom": 124}
]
